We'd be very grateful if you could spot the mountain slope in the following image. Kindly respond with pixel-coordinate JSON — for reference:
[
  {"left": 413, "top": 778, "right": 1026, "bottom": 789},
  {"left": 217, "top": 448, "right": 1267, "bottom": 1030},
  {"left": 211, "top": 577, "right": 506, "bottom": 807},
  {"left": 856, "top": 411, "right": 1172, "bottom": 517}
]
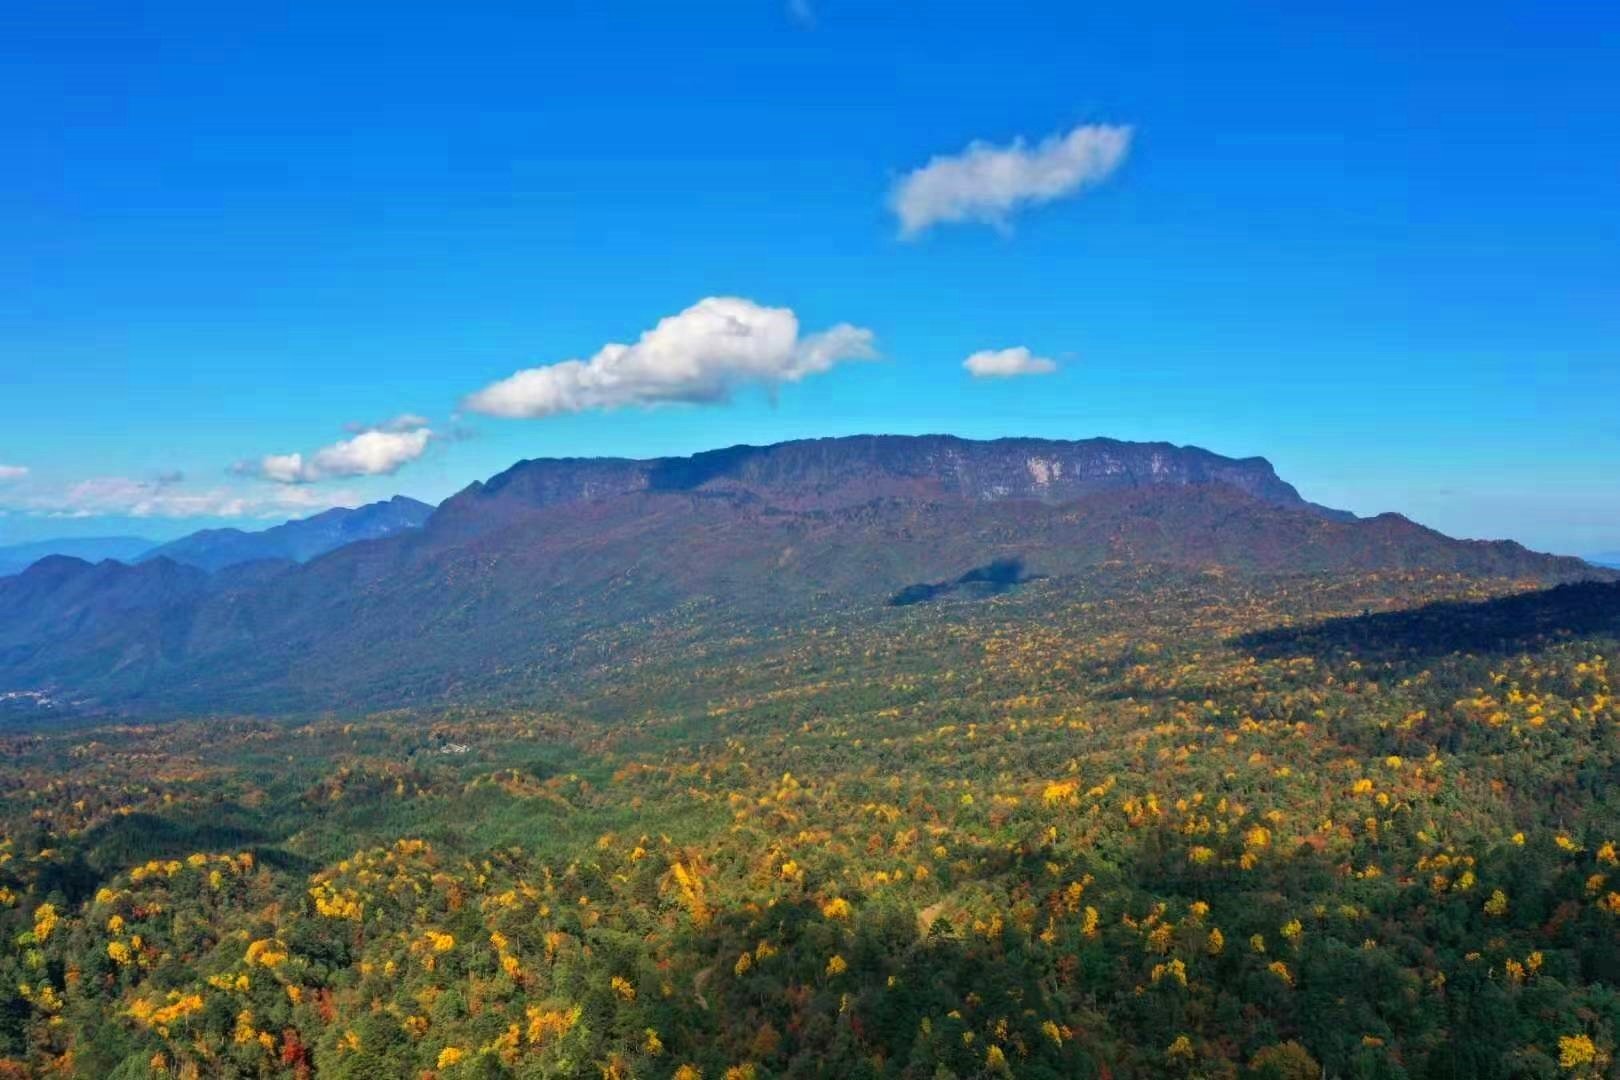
[
  {"left": 138, "top": 496, "right": 434, "bottom": 572},
  {"left": 0, "top": 537, "right": 155, "bottom": 577},
  {"left": 0, "top": 436, "right": 1607, "bottom": 714},
  {"left": 0, "top": 557, "right": 214, "bottom": 693}
]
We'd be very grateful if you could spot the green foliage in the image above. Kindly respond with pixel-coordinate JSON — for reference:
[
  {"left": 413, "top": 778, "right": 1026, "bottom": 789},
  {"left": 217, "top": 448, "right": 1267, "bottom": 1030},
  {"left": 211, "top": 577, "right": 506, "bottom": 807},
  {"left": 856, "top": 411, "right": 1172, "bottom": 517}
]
[{"left": 0, "top": 568, "right": 1616, "bottom": 1077}]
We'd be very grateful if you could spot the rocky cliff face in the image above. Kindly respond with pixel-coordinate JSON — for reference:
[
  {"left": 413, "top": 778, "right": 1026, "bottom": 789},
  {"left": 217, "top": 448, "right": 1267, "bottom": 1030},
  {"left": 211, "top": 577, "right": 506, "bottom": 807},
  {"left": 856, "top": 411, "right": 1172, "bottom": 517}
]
[{"left": 432, "top": 435, "right": 1318, "bottom": 533}]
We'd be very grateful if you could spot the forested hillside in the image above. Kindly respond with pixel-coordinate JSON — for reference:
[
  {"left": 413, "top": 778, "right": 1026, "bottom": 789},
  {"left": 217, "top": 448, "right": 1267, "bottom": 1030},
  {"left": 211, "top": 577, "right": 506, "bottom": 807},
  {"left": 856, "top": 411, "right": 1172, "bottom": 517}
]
[
  {"left": 1, "top": 437, "right": 1606, "bottom": 716},
  {"left": 1, "top": 567, "right": 1618, "bottom": 1078}
]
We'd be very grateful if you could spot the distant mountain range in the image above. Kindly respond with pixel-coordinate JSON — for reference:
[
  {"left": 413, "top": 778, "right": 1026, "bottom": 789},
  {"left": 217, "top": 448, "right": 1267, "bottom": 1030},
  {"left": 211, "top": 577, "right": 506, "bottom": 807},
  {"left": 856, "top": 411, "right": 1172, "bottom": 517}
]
[
  {"left": 0, "top": 435, "right": 1610, "bottom": 715},
  {"left": 0, "top": 497, "right": 433, "bottom": 577},
  {"left": 137, "top": 495, "right": 433, "bottom": 572},
  {"left": 0, "top": 536, "right": 156, "bottom": 578}
]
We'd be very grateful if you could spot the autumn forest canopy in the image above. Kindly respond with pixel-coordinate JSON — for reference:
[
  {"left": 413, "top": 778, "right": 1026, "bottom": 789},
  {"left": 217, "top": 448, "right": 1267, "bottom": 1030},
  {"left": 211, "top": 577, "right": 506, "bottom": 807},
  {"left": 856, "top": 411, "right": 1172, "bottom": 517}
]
[{"left": 2, "top": 561, "right": 1620, "bottom": 1079}]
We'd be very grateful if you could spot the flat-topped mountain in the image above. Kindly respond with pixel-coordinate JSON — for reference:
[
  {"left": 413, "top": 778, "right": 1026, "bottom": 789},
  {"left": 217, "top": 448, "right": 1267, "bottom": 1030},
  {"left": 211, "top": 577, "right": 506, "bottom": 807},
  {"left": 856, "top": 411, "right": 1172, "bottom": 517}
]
[
  {"left": 0, "top": 435, "right": 1607, "bottom": 714},
  {"left": 428, "top": 435, "right": 1338, "bottom": 535}
]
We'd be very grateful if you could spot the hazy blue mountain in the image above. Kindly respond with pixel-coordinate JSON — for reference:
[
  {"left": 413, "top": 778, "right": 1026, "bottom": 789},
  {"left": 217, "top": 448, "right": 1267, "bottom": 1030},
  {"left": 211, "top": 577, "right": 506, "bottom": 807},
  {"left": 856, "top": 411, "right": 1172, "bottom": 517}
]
[
  {"left": 138, "top": 496, "right": 434, "bottom": 572},
  {"left": 0, "top": 536, "right": 156, "bottom": 577}
]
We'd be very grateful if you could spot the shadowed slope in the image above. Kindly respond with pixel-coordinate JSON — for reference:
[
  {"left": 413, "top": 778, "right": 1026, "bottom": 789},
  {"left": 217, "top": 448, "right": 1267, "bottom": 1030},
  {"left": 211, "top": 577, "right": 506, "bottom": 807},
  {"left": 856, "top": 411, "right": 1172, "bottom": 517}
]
[{"left": 1234, "top": 580, "right": 1620, "bottom": 665}]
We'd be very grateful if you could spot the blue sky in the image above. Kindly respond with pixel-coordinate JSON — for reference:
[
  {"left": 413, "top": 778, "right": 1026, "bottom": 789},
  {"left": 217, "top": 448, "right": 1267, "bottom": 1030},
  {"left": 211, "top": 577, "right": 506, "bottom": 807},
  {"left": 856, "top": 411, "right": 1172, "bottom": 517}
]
[{"left": 2, "top": 0, "right": 1617, "bottom": 555}]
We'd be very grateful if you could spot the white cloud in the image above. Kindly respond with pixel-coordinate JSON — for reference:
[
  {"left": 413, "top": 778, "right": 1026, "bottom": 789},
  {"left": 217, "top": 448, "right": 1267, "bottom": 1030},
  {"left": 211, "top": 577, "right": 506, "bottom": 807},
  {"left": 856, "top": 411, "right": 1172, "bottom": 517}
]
[
  {"left": 254, "top": 454, "right": 309, "bottom": 484},
  {"left": 0, "top": 465, "right": 27, "bottom": 481},
  {"left": 963, "top": 346, "right": 1058, "bottom": 378},
  {"left": 891, "top": 122, "right": 1132, "bottom": 237},
  {"left": 6, "top": 475, "right": 360, "bottom": 520},
  {"left": 788, "top": 0, "right": 815, "bottom": 26},
  {"left": 240, "top": 426, "right": 435, "bottom": 484},
  {"left": 346, "top": 413, "right": 431, "bottom": 435},
  {"left": 382, "top": 413, "right": 431, "bottom": 432},
  {"left": 311, "top": 428, "right": 433, "bottom": 478},
  {"left": 464, "top": 296, "right": 878, "bottom": 419}
]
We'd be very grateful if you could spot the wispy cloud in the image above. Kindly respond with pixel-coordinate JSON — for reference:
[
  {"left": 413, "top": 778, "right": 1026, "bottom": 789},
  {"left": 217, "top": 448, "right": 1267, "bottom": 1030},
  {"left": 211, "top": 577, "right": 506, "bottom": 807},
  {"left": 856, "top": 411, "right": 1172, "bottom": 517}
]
[
  {"left": 463, "top": 296, "right": 877, "bottom": 419},
  {"left": 238, "top": 417, "right": 435, "bottom": 484},
  {"left": 891, "top": 122, "right": 1132, "bottom": 237},
  {"left": 963, "top": 346, "right": 1058, "bottom": 378},
  {"left": 345, "top": 413, "right": 433, "bottom": 435},
  {"left": 0, "top": 465, "right": 27, "bottom": 482},
  {"left": 787, "top": 0, "right": 815, "bottom": 26},
  {"left": 2, "top": 474, "right": 359, "bottom": 520}
]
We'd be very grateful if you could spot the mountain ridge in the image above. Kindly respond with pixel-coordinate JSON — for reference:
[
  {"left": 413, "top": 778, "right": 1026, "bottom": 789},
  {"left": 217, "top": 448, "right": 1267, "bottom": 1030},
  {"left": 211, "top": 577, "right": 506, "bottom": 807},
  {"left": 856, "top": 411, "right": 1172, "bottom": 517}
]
[
  {"left": 446, "top": 434, "right": 1315, "bottom": 510},
  {"left": 425, "top": 434, "right": 1351, "bottom": 542},
  {"left": 0, "top": 536, "right": 157, "bottom": 577},
  {"left": 137, "top": 495, "right": 434, "bottom": 572},
  {"left": 0, "top": 434, "right": 1609, "bottom": 715}
]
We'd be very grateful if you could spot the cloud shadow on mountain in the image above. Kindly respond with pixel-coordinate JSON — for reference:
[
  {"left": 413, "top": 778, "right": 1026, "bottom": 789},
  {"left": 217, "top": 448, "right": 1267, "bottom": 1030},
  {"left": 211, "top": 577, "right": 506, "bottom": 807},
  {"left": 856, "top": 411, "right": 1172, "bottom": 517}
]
[{"left": 888, "top": 557, "right": 1042, "bottom": 607}]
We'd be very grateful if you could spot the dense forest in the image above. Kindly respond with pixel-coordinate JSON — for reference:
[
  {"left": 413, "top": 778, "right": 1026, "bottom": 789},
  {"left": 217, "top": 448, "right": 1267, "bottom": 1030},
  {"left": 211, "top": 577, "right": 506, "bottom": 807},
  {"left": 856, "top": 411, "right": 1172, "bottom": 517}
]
[{"left": 1, "top": 566, "right": 1618, "bottom": 1078}]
